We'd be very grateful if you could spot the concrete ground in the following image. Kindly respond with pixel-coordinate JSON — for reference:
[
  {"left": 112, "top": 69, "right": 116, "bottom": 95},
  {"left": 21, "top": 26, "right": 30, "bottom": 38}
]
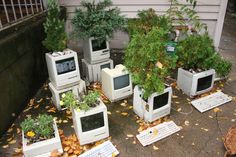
[{"left": 0, "top": 14, "right": 236, "bottom": 157}]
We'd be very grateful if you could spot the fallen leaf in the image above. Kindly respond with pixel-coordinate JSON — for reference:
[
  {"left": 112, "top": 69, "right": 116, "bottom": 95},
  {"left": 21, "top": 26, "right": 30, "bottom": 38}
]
[
  {"left": 63, "top": 120, "right": 68, "bottom": 123},
  {"left": 209, "top": 115, "right": 213, "bottom": 119},
  {"left": 192, "top": 142, "right": 195, "bottom": 146},
  {"left": 132, "top": 140, "right": 136, "bottom": 144},
  {"left": 107, "top": 111, "right": 111, "bottom": 115},
  {"left": 201, "top": 128, "right": 209, "bottom": 132},
  {"left": 177, "top": 108, "right": 182, "bottom": 112},
  {"left": 172, "top": 95, "right": 178, "bottom": 98},
  {"left": 184, "top": 120, "right": 190, "bottom": 126},
  {"left": 175, "top": 101, "right": 180, "bottom": 104},
  {"left": 121, "top": 112, "right": 128, "bottom": 116},
  {"left": 37, "top": 98, "right": 43, "bottom": 103},
  {"left": 153, "top": 145, "right": 159, "bottom": 150},
  {"left": 7, "top": 128, "right": 13, "bottom": 133},
  {"left": 9, "top": 140, "right": 16, "bottom": 144},
  {"left": 231, "top": 119, "right": 236, "bottom": 122},
  {"left": 195, "top": 123, "right": 199, "bottom": 126},
  {"left": 14, "top": 147, "right": 22, "bottom": 153},
  {"left": 128, "top": 106, "right": 133, "bottom": 109},
  {"left": 120, "top": 103, "right": 126, "bottom": 107},
  {"left": 2, "top": 145, "right": 9, "bottom": 148},
  {"left": 213, "top": 108, "right": 222, "bottom": 113},
  {"left": 64, "top": 146, "right": 70, "bottom": 152},
  {"left": 127, "top": 134, "right": 134, "bottom": 138}
]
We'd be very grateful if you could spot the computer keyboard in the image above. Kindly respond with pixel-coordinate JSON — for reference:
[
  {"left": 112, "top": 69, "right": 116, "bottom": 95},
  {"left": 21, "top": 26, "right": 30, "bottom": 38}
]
[
  {"left": 136, "top": 121, "right": 180, "bottom": 146},
  {"left": 78, "top": 141, "right": 119, "bottom": 157},
  {"left": 191, "top": 91, "right": 232, "bottom": 113}
]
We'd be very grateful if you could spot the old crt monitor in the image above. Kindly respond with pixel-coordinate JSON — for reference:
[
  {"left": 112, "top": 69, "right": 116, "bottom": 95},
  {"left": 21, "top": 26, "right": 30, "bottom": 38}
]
[
  {"left": 45, "top": 49, "right": 81, "bottom": 89},
  {"left": 177, "top": 68, "right": 215, "bottom": 97},
  {"left": 49, "top": 80, "right": 86, "bottom": 110},
  {"left": 82, "top": 59, "right": 114, "bottom": 83},
  {"left": 101, "top": 64, "right": 133, "bottom": 102},
  {"left": 83, "top": 37, "right": 110, "bottom": 64},
  {"left": 72, "top": 101, "right": 109, "bottom": 145},
  {"left": 133, "top": 86, "right": 172, "bottom": 122}
]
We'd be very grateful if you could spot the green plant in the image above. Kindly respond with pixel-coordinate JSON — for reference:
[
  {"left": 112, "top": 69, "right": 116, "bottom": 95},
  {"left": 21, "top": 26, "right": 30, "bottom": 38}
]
[
  {"left": 167, "top": 0, "right": 207, "bottom": 36},
  {"left": 71, "top": 0, "right": 126, "bottom": 45},
  {"left": 21, "top": 114, "right": 54, "bottom": 144},
  {"left": 127, "top": 8, "right": 172, "bottom": 37},
  {"left": 61, "top": 91, "right": 100, "bottom": 111},
  {"left": 125, "top": 27, "right": 177, "bottom": 99},
  {"left": 43, "top": 0, "right": 67, "bottom": 51},
  {"left": 176, "top": 34, "right": 232, "bottom": 77}
]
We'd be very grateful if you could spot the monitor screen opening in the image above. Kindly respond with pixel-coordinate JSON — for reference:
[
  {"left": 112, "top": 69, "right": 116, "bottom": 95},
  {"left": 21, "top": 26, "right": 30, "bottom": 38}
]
[
  {"left": 100, "top": 63, "right": 111, "bottom": 70},
  {"left": 113, "top": 74, "right": 130, "bottom": 90},
  {"left": 196, "top": 75, "right": 213, "bottom": 92},
  {"left": 92, "top": 39, "right": 107, "bottom": 52},
  {"left": 153, "top": 92, "right": 169, "bottom": 110},
  {"left": 81, "top": 112, "right": 105, "bottom": 132},
  {"left": 56, "top": 57, "right": 76, "bottom": 75}
]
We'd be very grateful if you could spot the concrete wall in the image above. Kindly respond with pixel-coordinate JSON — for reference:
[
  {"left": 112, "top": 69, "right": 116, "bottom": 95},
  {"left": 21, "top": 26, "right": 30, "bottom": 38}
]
[
  {"left": 0, "top": 13, "right": 48, "bottom": 136},
  {"left": 59, "top": 0, "right": 228, "bottom": 50}
]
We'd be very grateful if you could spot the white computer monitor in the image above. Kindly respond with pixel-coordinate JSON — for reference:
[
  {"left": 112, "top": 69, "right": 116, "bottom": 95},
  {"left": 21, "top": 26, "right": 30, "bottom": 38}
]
[
  {"left": 45, "top": 49, "right": 81, "bottom": 89},
  {"left": 83, "top": 37, "right": 110, "bottom": 64},
  {"left": 177, "top": 68, "right": 215, "bottom": 97},
  {"left": 72, "top": 100, "right": 109, "bottom": 145},
  {"left": 101, "top": 64, "right": 133, "bottom": 102},
  {"left": 82, "top": 59, "right": 114, "bottom": 83},
  {"left": 133, "top": 85, "right": 172, "bottom": 122},
  {"left": 49, "top": 80, "right": 86, "bottom": 110}
]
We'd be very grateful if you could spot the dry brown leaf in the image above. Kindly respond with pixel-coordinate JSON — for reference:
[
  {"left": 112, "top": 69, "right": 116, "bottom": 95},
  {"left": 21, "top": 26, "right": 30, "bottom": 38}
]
[
  {"left": 29, "top": 99, "right": 34, "bottom": 106},
  {"left": 156, "top": 61, "right": 163, "bottom": 69},
  {"left": 34, "top": 104, "right": 40, "bottom": 109},
  {"left": 175, "top": 101, "right": 180, "bottom": 104},
  {"left": 37, "top": 98, "right": 43, "bottom": 103},
  {"left": 201, "top": 128, "right": 209, "bottom": 132},
  {"left": 64, "top": 146, "right": 70, "bottom": 152},
  {"left": 177, "top": 108, "right": 182, "bottom": 112},
  {"left": 17, "top": 128, "right": 21, "bottom": 134}
]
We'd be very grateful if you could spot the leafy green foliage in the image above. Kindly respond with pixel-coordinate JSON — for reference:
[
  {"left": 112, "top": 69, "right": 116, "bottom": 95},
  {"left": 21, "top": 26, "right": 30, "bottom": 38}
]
[
  {"left": 61, "top": 91, "right": 100, "bottom": 111},
  {"left": 21, "top": 114, "right": 54, "bottom": 143},
  {"left": 71, "top": 0, "right": 126, "bottom": 45},
  {"left": 43, "top": 0, "right": 67, "bottom": 51},
  {"left": 176, "top": 34, "right": 232, "bottom": 77},
  {"left": 125, "top": 27, "right": 177, "bottom": 99},
  {"left": 127, "top": 9, "right": 172, "bottom": 37},
  {"left": 167, "top": 0, "right": 207, "bottom": 36}
]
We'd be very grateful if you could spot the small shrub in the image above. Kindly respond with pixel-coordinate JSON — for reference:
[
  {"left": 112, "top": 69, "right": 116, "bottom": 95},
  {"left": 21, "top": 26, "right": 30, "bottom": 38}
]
[
  {"left": 125, "top": 27, "right": 177, "bottom": 99},
  {"left": 71, "top": 0, "right": 126, "bottom": 45},
  {"left": 43, "top": 0, "right": 67, "bottom": 51},
  {"left": 176, "top": 34, "right": 232, "bottom": 77}
]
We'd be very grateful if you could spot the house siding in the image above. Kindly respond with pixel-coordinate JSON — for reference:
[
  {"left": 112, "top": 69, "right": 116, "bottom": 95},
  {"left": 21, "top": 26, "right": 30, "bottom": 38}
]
[{"left": 59, "top": 0, "right": 228, "bottom": 49}]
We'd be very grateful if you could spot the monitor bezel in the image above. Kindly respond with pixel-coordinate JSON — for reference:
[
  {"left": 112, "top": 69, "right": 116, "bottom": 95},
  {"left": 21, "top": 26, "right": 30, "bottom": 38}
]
[{"left": 191, "top": 69, "right": 215, "bottom": 96}]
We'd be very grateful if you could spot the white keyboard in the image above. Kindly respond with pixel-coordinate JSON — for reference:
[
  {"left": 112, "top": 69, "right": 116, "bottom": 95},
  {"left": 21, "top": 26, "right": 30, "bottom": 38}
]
[
  {"left": 136, "top": 121, "right": 180, "bottom": 146},
  {"left": 78, "top": 141, "right": 119, "bottom": 157},
  {"left": 191, "top": 91, "right": 232, "bottom": 113}
]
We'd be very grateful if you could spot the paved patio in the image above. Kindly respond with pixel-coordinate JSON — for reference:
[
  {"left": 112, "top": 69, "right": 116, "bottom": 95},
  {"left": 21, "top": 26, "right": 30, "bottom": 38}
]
[{"left": 0, "top": 13, "right": 236, "bottom": 157}]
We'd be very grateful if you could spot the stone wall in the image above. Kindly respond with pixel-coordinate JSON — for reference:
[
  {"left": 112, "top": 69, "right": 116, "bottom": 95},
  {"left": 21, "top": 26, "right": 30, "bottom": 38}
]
[{"left": 0, "top": 13, "right": 48, "bottom": 136}]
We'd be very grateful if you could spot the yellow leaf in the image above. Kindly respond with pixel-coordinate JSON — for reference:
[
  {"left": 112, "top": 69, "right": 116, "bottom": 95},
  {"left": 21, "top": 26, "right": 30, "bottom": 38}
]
[
  {"left": 128, "top": 106, "right": 133, "bottom": 109},
  {"left": 156, "top": 61, "right": 163, "bottom": 69},
  {"left": 2, "top": 145, "right": 9, "bottom": 148},
  {"left": 213, "top": 108, "right": 221, "bottom": 113},
  {"left": 127, "top": 134, "right": 134, "bottom": 138},
  {"left": 63, "top": 120, "right": 68, "bottom": 123},
  {"left": 153, "top": 145, "right": 159, "bottom": 150},
  {"left": 184, "top": 120, "right": 190, "bottom": 126},
  {"left": 9, "top": 140, "right": 16, "bottom": 144},
  {"left": 121, "top": 112, "right": 128, "bottom": 116}
]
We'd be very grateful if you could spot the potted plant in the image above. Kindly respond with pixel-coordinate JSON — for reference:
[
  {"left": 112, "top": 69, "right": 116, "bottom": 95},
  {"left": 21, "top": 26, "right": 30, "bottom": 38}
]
[
  {"left": 60, "top": 90, "right": 109, "bottom": 145},
  {"left": 176, "top": 34, "right": 232, "bottom": 97},
  {"left": 71, "top": 0, "right": 126, "bottom": 56},
  {"left": 42, "top": 0, "right": 67, "bottom": 52},
  {"left": 124, "top": 26, "right": 177, "bottom": 122},
  {"left": 21, "top": 114, "right": 63, "bottom": 157}
]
